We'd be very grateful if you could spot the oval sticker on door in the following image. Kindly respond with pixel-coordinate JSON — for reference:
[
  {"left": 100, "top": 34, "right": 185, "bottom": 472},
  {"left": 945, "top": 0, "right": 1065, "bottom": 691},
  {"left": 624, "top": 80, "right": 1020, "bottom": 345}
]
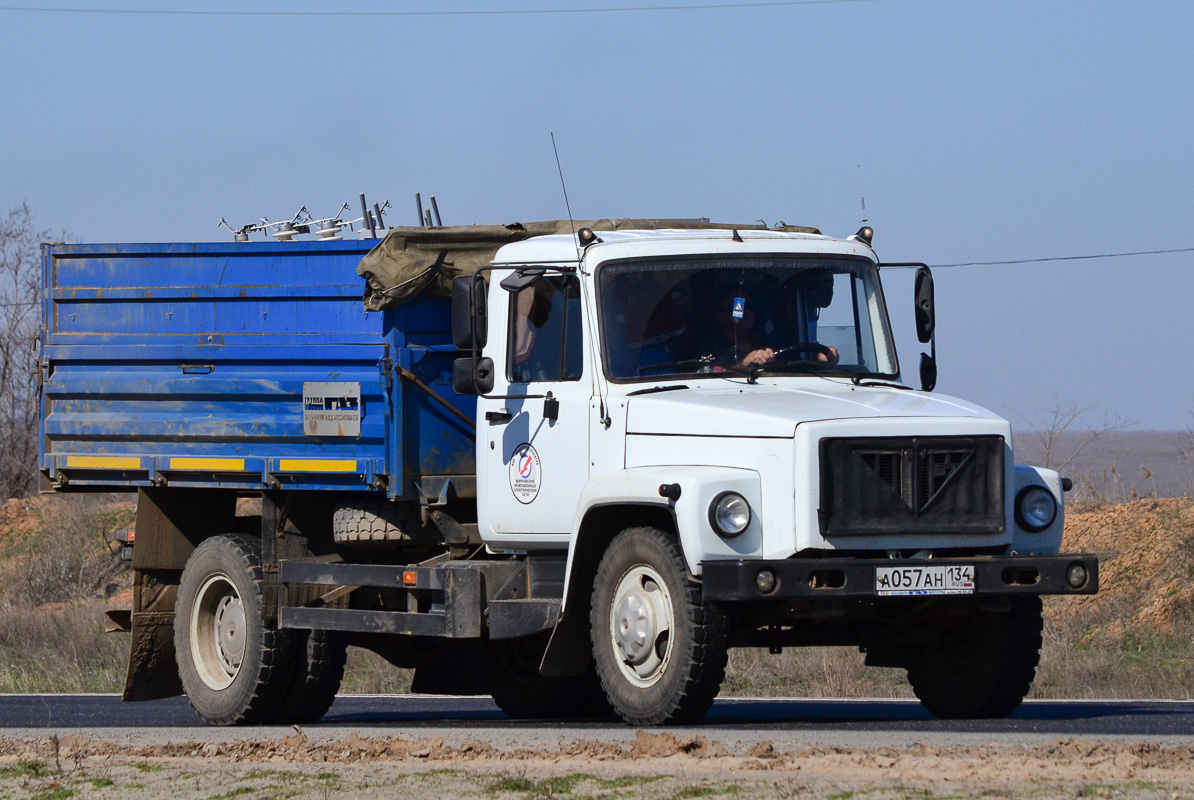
[{"left": 508, "top": 443, "right": 541, "bottom": 504}]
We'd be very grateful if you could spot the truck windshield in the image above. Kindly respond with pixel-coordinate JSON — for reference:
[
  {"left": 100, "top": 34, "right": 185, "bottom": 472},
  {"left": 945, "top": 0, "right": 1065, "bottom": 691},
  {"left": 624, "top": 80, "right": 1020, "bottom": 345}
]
[{"left": 598, "top": 255, "right": 898, "bottom": 382}]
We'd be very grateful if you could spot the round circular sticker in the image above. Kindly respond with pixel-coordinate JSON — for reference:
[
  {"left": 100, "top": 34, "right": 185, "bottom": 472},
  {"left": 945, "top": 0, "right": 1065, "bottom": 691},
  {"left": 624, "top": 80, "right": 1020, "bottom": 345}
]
[{"left": 508, "top": 443, "right": 541, "bottom": 504}]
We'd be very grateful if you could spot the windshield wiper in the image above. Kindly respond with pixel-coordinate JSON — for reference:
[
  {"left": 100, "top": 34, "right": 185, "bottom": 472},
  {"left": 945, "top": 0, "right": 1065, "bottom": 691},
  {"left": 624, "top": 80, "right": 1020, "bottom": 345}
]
[
  {"left": 751, "top": 361, "right": 853, "bottom": 378},
  {"left": 853, "top": 378, "right": 914, "bottom": 390},
  {"left": 626, "top": 384, "right": 691, "bottom": 396},
  {"left": 633, "top": 354, "right": 718, "bottom": 374}
]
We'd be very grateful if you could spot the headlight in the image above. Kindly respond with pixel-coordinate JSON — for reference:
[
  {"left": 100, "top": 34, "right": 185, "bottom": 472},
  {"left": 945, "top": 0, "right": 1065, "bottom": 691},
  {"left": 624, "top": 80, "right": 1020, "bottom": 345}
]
[
  {"left": 1015, "top": 486, "right": 1057, "bottom": 532},
  {"left": 709, "top": 492, "right": 751, "bottom": 538}
]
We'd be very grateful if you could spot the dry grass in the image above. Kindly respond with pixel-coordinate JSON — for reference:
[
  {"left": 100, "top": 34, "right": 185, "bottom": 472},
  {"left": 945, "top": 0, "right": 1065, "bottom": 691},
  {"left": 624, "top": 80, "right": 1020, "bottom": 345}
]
[
  {"left": 0, "top": 601, "right": 128, "bottom": 693},
  {"left": 0, "top": 494, "right": 134, "bottom": 694},
  {"left": 722, "top": 646, "right": 912, "bottom": 699},
  {"left": 340, "top": 651, "right": 414, "bottom": 695}
]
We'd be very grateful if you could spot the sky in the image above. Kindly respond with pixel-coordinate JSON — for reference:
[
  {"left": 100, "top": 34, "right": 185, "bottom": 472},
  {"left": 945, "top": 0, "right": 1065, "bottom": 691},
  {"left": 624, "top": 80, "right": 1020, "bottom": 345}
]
[{"left": 1, "top": 0, "right": 1191, "bottom": 431}]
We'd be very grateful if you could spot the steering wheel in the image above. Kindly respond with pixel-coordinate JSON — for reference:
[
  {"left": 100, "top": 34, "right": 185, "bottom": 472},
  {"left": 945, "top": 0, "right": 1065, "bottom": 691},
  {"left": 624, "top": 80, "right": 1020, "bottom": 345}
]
[{"left": 773, "top": 342, "right": 834, "bottom": 361}]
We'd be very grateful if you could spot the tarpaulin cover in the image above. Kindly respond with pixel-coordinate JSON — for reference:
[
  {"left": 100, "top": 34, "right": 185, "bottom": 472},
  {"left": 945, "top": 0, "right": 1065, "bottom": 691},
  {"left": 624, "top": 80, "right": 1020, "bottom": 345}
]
[{"left": 355, "top": 219, "right": 821, "bottom": 310}]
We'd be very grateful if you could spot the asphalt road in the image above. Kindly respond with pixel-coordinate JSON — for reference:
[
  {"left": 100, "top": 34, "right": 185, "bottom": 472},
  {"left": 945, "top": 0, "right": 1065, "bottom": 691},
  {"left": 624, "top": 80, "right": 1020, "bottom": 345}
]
[{"left": 2, "top": 695, "right": 1193, "bottom": 746}]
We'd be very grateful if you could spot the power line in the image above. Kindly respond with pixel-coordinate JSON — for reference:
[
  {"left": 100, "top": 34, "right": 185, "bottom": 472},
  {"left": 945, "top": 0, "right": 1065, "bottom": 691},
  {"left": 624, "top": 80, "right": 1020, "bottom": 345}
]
[
  {"left": 5, "top": 244, "right": 1188, "bottom": 308},
  {"left": 0, "top": 1, "right": 878, "bottom": 18},
  {"left": 930, "top": 246, "right": 1194, "bottom": 269}
]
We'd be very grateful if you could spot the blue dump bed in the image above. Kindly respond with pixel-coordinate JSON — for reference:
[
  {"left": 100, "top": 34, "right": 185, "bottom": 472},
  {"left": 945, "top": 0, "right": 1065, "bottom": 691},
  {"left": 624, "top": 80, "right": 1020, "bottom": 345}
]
[{"left": 38, "top": 241, "right": 476, "bottom": 498}]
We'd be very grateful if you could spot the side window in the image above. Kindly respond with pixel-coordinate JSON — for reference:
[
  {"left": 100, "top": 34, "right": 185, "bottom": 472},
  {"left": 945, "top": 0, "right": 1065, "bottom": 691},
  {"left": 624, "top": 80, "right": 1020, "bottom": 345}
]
[{"left": 507, "top": 275, "right": 584, "bottom": 383}]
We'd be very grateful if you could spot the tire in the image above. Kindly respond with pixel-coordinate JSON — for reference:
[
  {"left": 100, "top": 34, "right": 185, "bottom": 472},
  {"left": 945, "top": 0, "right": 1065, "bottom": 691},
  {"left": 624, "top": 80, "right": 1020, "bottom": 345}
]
[
  {"left": 487, "top": 634, "right": 612, "bottom": 720},
  {"left": 905, "top": 596, "right": 1043, "bottom": 719},
  {"left": 590, "top": 527, "right": 728, "bottom": 726},
  {"left": 333, "top": 499, "right": 418, "bottom": 545},
  {"left": 174, "top": 534, "right": 295, "bottom": 726},
  {"left": 268, "top": 629, "right": 348, "bottom": 724}
]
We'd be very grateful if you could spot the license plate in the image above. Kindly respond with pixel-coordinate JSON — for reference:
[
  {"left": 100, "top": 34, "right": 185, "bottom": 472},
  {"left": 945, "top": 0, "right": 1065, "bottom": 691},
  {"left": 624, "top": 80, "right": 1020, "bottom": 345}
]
[{"left": 875, "top": 564, "right": 975, "bottom": 596}]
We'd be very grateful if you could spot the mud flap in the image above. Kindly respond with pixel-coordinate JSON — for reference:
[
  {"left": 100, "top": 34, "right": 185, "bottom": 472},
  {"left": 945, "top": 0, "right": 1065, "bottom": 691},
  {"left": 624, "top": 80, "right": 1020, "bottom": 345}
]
[
  {"left": 124, "top": 612, "right": 183, "bottom": 701},
  {"left": 122, "top": 570, "right": 183, "bottom": 701}
]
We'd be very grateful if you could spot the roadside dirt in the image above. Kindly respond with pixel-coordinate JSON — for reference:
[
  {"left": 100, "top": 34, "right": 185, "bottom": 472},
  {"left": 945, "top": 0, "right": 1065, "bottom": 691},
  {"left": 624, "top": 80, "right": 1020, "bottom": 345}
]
[
  {"left": 1056, "top": 498, "right": 1194, "bottom": 635},
  {"left": 3, "top": 731, "right": 1194, "bottom": 799}
]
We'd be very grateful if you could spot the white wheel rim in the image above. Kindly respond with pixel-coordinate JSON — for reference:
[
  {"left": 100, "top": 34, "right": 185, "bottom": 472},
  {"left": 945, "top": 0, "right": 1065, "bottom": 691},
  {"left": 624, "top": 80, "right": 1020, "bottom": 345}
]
[
  {"left": 189, "top": 573, "right": 246, "bottom": 691},
  {"left": 609, "top": 564, "right": 674, "bottom": 688}
]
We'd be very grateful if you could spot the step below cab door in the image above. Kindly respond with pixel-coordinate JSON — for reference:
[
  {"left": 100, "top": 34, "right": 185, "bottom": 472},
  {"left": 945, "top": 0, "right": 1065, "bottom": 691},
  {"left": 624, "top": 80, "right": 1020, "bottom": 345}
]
[{"left": 477, "top": 273, "right": 591, "bottom": 541}]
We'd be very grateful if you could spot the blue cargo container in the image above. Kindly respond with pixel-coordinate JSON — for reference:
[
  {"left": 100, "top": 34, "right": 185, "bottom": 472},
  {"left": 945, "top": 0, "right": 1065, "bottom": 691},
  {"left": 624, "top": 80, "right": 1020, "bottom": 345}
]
[{"left": 38, "top": 240, "right": 476, "bottom": 498}]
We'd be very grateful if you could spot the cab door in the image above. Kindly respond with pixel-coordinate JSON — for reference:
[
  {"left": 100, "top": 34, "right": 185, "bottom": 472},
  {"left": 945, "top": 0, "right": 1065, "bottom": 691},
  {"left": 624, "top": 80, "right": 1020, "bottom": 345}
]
[{"left": 476, "top": 273, "right": 590, "bottom": 541}]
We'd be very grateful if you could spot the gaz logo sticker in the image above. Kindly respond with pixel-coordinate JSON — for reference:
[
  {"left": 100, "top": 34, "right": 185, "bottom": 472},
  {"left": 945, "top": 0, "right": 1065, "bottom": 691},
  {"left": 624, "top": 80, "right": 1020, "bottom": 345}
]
[
  {"left": 508, "top": 443, "right": 541, "bottom": 504},
  {"left": 302, "top": 381, "right": 361, "bottom": 437}
]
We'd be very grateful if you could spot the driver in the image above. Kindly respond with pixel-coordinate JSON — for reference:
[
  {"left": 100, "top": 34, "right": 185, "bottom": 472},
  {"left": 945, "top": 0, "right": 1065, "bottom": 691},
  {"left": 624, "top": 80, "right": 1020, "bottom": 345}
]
[
  {"left": 712, "top": 292, "right": 774, "bottom": 366},
  {"left": 682, "top": 287, "right": 838, "bottom": 368}
]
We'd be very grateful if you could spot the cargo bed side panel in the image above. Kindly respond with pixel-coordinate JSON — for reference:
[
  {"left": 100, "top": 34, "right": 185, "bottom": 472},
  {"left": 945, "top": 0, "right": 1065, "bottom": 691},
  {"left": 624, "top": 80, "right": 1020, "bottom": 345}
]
[{"left": 38, "top": 241, "right": 475, "bottom": 495}]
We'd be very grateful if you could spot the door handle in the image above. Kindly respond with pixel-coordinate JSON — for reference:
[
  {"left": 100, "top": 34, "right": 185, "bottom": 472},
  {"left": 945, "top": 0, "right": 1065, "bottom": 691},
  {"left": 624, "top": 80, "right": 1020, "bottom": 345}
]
[{"left": 485, "top": 410, "right": 513, "bottom": 424}]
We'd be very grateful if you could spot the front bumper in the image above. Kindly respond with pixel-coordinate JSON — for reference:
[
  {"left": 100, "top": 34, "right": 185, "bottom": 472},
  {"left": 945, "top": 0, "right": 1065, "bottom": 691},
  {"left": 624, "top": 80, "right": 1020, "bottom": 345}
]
[{"left": 701, "top": 553, "right": 1098, "bottom": 602}]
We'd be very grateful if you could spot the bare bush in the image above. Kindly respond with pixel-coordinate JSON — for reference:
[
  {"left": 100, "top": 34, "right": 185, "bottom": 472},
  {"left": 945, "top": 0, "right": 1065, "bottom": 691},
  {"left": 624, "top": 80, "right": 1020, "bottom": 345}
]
[
  {"left": 0, "top": 203, "right": 50, "bottom": 499},
  {"left": 2, "top": 494, "right": 134, "bottom": 607},
  {"left": 1180, "top": 409, "right": 1194, "bottom": 498},
  {"left": 1029, "top": 402, "right": 1129, "bottom": 473}
]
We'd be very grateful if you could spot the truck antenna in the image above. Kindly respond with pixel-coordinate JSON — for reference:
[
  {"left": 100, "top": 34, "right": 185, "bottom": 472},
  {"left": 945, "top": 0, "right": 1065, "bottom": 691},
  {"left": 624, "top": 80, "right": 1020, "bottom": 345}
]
[
  {"left": 550, "top": 132, "right": 577, "bottom": 247},
  {"left": 858, "top": 164, "right": 868, "bottom": 225}
]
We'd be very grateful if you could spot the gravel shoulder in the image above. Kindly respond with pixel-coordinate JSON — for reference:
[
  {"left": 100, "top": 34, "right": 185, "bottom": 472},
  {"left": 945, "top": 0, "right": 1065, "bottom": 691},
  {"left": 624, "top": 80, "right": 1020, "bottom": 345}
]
[{"left": 4, "top": 730, "right": 1194, "bottom": 800}]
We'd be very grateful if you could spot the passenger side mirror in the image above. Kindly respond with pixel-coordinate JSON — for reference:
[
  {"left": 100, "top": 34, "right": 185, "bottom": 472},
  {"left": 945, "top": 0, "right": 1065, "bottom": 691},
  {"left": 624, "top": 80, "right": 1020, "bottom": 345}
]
[
  {"left": 914, "top": 266, "right": 937, "bottom": 392},
  {"left": 452, "top": 356, "right": 494, "bottom": 396},
  {"left": 451, "top": 275, "right": 487, "bottom": 351},
  {"left": 914, "top": 266, "right": 935, "bottom": 344},
  {"left": 919, "top": 352, "right": 937, "bottom": 393}
]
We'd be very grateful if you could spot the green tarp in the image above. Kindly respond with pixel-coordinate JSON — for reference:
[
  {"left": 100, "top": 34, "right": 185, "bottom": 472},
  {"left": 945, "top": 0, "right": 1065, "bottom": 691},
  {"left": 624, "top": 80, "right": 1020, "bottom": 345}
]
[{"left": 355, "top": 219, "right": 821, "bottom": 311}]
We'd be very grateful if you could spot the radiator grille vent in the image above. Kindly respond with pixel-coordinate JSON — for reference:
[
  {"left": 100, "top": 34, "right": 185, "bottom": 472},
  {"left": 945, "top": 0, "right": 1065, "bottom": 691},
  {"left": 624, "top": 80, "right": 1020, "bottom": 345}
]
[{"left": 819, "top": 436, "right": 1005, "bottom": 537}]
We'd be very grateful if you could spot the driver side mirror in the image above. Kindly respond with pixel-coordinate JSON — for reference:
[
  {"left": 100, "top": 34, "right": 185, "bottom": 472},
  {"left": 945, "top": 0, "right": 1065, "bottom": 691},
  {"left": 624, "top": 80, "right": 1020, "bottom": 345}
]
[
  {"left": 914, "top": 266, "right": 937, "bottom": 392},
  {"left": 451, "top": 275, "right": 487, "bottom": 351},
  {"left": 452, "top": 356, "right": 494, "bottom": 395},
  {"left": 452, "top": 274, "right": 491, "bottom": 395}
]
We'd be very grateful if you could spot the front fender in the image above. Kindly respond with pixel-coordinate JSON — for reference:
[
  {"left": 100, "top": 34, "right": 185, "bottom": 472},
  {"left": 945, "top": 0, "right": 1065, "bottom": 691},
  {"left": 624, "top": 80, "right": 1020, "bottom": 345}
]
[
  {"left": 561, "top": 466, "right": 763, "bottom": 611},
  {"left": 1011, "top": 465, "right": 1065, "bottom": 554}
]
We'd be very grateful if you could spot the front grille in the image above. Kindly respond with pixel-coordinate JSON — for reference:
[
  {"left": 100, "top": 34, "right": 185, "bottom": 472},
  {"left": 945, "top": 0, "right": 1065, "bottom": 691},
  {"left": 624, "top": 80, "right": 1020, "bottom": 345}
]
[{"left": 819, "top": 436, "right": 1005, "bottom": 537}]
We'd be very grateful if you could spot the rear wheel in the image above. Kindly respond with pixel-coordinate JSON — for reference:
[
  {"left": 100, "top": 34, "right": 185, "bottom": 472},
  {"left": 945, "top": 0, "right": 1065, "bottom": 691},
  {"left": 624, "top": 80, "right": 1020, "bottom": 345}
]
[
  {"left": 590, "top": 527, "right": 728, "bottom": 726},
  {"left": 269, "top": 629, "right": 348, "bottom": 724},
  {"left": 174, "top": 534, "right": 294, "bottom": 726},
  {"left": 905, "top": 596, "right": 1043, "bottom": 719}
]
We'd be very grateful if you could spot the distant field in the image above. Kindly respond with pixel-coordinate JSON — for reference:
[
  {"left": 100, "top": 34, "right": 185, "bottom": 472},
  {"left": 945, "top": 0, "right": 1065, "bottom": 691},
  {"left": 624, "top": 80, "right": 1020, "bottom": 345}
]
[{"left": 1013, "top": 430, "right": 1193, "bottom": 501}]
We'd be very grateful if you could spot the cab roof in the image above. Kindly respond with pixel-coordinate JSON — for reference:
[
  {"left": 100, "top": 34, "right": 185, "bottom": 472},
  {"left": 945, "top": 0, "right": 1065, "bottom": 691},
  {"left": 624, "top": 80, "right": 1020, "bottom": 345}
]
[{"left": 493, "top": 226, "right": 864, "bottom": 265}]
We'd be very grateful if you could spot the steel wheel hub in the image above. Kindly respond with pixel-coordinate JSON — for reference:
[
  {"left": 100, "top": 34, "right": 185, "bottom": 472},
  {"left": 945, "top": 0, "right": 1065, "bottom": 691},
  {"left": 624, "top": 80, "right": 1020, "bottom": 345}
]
[
  {"left": 190, "top": 573, "right": 246, "bottom": 691},
  {"left": 609, "top": 564, "right": 674, "bottom": 687}
]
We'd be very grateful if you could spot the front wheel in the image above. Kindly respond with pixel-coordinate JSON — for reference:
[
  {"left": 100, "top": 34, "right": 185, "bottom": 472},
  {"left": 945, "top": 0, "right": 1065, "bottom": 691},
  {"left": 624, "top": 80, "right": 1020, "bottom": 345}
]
[
  {"left": 590, "top": 527, "right": 728, "bottom": 726},
  {"left": 905, "top": 596, "right": 1043, "bottom": 719},
  {"left": 174, "top": 534, "right": 294, "bottom": 725}
]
